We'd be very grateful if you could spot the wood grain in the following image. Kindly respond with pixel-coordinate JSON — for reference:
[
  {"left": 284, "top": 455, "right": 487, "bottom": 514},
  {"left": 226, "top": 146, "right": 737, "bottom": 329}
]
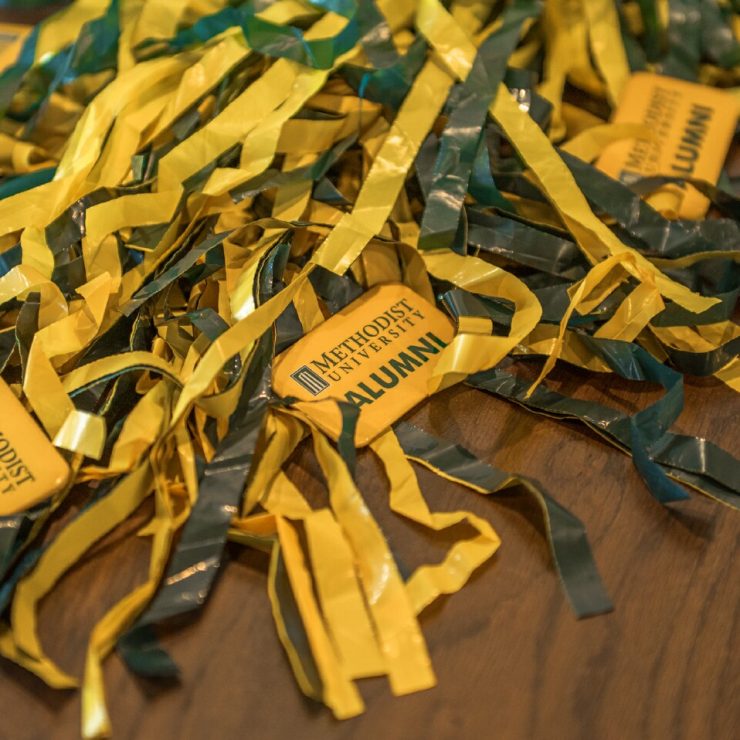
[
  {"left": 0, "top": 6, "right": 67, "bottom": 25},
  {"left": 0, "top": 365, "right": 737, "bottom": 740}
]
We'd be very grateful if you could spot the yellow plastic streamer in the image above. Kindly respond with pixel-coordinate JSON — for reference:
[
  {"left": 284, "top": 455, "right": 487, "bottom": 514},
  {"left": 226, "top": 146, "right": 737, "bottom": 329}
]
[
  {"left": 275, "top": 515, "right": 364, "bottom": 719},
  {"left": 310, "top": 427, "right": 435, "bottom": 695},
  {"left": 371, "top": 430, "right": 500, "bottom": 615},
  {"left": 0, "top": 3, "right": 736, "bottom": 735},
  {"left": 581, "top": 0, "right": 631, "bottom": 105},
  {"left": 10, "top": 463, "right": 154, "bottom": 688},
  {"left": 258, "top": 413, "right": 386, "bottom": 681}
]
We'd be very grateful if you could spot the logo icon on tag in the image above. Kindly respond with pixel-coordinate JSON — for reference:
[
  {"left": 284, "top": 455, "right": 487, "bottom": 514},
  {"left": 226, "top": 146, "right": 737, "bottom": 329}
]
[{"left": 290, "top": 366, "right": 329, "bottom": 396}]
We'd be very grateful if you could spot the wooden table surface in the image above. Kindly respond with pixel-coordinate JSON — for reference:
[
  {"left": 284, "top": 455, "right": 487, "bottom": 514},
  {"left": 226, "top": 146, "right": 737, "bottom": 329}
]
[
  {"left": 0, "top": 6, "right": 738, "bottom": 740},
  {"left": 0, "top": 365, "right": 737, "bottom": 740}
]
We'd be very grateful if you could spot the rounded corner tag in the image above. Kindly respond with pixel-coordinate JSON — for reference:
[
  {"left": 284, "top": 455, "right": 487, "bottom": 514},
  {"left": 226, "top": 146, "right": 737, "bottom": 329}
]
[
  {"left": 0, "top": 379, "right": 71, "bottom": 516},
  {"left": 597, "top": 72, "right": 739, "bottom": 219},
  {"left": 273, "top": 284, "right": 455, "bottom": 445}
]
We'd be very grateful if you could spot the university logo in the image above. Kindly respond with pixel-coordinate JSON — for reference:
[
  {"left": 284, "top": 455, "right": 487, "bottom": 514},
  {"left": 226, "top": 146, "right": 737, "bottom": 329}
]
[{"left": 290, "top": 365, "right": 329, "bottom": 396}]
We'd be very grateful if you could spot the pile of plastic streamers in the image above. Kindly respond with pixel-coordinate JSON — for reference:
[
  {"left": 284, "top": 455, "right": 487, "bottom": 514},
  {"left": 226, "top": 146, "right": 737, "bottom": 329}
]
[{"left": 0, "top": 0, "right": 739, "bottom": 736}]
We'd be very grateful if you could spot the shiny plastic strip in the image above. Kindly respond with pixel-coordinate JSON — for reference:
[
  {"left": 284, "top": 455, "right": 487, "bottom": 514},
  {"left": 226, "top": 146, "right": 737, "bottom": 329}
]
[
  {"left": 371, "top": 429, "right": 500, "bottom": 615},
  {"left": 468, "top": 369, "right": 740, "bottom": 510},
  {"left": 310, "top": 426, "right": 435, "bottom": 695},
  {"left": 119, "top": 332, "right": 273, "bottom": 677},
  {"left": 394, "top": 421, "right": 613, "bottom": 618}
]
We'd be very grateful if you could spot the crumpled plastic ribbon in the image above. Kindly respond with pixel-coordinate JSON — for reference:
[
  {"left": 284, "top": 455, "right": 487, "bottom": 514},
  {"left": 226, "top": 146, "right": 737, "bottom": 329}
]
[{"left": 0, "top": 1, "right": 738, "bottom": 737}]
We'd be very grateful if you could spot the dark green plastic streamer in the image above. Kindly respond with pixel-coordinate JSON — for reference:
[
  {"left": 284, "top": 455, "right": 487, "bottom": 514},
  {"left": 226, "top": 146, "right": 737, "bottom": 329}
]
[
  {"left": 18, "top": 0, "right": 120, "bottom": 133},
  {"left": 308, "top": 265, "right": 363, "bottom": 313},
  {"left": 117, "top": 234, "right": 303, "bottom": 676},
  {"left": 558, "top": 150, "right": 740, "bottom": 260},
  {"left": 355, "top": 0, "right": 398, "bottom": 68},
  {"left": 342, "top": 36, "right": 428, "bottom": 111},
  {"left": 442, "top": 281, "right": 733, "bottom": 505},
  {"left": 695, "top": 0, "right": 740, "bottom": 69},
  {"left": 466, "top": 207, "right": 587, "bottom": 280},
  {"left": 231, "top": 133, "right": 357, "bottom": 204},
  {"left": 658, "top": 0, "right": 702, "bottom": 80},
  {"left": 0, "top": 25, "right": 39, "bottom": 117},
  {"left": 467, "top": 369, "right": 740, "bottom": 510},
  {"left": 629, "top": 174, "right": 740, "bottom": 222},
  {"left": 119, "top": 330, "right": 274, "bottom": 677},
  {"left": 186, "top": 307, "right": 231, "bottom": 341},
  {"left": 159, "top": 0, "right": 360, "bottom": 71},
  {"left": 336, "top": 402, "right": 360, "bottom": 476},
  {"left": 269, "top": 538, "right": 324, "bottom": 701},
  {"left": 0, "top": 476, "right": 123, "bottom": 616},
  {"left": 650, "top": 286, "right": 739, "bottom": 327},
  {"left": 15, "top": 291, "right": 40, "bottom": 380},
  {"left": 468, "top": 133, "right": 515, "bottom": 211},
  {"left": 0, "top": 327, "right": 15, "bottom": 372},
  {"left": 418, "top": 2, "right": 537, "bottom": 251},
  {"left": 661, "top": 336, "right": 740, "bottom": 378},
  {"left": 581, "top": 337, "right": 690, "bottom": 504},
  {"left": 123, "top": 230, "right": 232, "bottom": 316},
  {"left": 0, "top": 509, "right": 45, "bottom": 583},
  {"left": 393, "top": 421, "right": 613, "bottom": 618},
  {"left": 0, "top": 547, "right": 42, "bottom": 614},
  {"left": 0, "top": 166, "right": 55, "bottom": 201},
  {"left": 634, "top": 0, "right": 663, "bottom": 63}
]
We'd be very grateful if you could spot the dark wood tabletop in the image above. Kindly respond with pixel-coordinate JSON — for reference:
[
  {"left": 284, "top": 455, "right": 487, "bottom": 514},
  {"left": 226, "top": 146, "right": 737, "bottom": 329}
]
[
  {"left": 0, "top": 5, "right": 66, "bottom": 26},
  {"left": 0, "top": 6, "right": 738, "bottom": 740},
  {"left": 0, "top": 365, "right": 737, "bottom": 740}
]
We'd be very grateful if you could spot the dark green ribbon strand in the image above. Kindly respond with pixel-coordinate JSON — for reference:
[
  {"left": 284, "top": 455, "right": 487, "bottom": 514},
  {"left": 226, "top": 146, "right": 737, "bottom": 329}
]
[
  {"left": 161, "top": 0, "right": 360, "bottom": 70},
  {"left": 467, "top": 368, "right": 740, "bottom": 510},
  {"left": 417, "top": 1, "right": 538, "bottom": 252},
  {"left": 118, "top": 331, "right": 274, "bottom": 677},
  {"left": 393, "top": 421, "right": 613, "bottom": 619}
]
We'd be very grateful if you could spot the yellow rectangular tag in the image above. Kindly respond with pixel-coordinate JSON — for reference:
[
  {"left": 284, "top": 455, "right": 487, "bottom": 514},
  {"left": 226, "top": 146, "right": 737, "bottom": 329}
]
[
  {"left": 597, "top": 72, "right": 739, "bottom": 219},
  {"left": 272, "top": 284, "right": 455, "bottom": 446},
  {"left": 0, "top": 378, "right": 70, "bottom": 515}
]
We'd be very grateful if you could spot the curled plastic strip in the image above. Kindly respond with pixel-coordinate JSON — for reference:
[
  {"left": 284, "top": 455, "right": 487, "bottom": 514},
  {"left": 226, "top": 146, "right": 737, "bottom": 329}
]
[
  {"left": 0, "top": 1, "right": 737, "bottom": 734},
  {"left": 119, "top": 331, "right": 273, "bottom": 677},
  {"left": 417, "top": 2, "right": 536, "bottom": 251},
  {"left": 370, "top": 428, "right": 501, "bottom": 616},
  {"left": 393, "top": 421, "right": 613, "bottom": 618},
  {"left": 468, "top": 369, "right": 740, "bottom": 510}
]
